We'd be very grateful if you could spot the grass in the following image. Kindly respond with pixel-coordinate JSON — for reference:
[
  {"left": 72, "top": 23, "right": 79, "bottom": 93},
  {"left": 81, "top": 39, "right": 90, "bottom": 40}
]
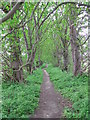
[
  {"left": 2, "top": 68, "right": 43, "bottom": 118},
  {"left": 46, "top": 64, "right": 88, "bottom": 118}
]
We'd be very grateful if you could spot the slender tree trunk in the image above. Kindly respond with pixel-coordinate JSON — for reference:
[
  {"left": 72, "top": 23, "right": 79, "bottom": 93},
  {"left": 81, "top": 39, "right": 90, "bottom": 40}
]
[
  {"left": 22, "top": 26, "right": 32, "bottom": 73},
  {"left": 69, "top": 21, "right": 81, "bottom": 76},
  {"left": 18, "top": 38, "right": 24, "bottom": 81},
  {"left": 61, "top": 37, "right": 69, "bottom": 71},
  {"left": 11, "top": 54, "right": 23, "bottom": 82},
  {"left": 63, "top": 46, "right": 68, "bottom": 71},
  {"left": 74, "top": 43, "right": 81, "bottom": 76},
  {"left": 11, "top": 31, "right": 24, "bottom": 82},
  {"left": 30, "top": 48, "right": 36, "bottom": 74}
]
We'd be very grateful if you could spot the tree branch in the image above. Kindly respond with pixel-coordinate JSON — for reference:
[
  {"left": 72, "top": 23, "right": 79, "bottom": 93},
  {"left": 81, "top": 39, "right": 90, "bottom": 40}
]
[
  {"left": 0, "top": 0, "right": 24, "bottom": 24},
  {"left": 39, "top": 2, "right": 89, "bottom": 28}
]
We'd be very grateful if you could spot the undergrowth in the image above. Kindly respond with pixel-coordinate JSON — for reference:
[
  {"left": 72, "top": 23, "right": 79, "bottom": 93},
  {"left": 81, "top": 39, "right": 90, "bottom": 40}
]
[
  {"left": 2, "top": 68, "right": 43, "bottom": 118},
  {"left": 46, "top": 64, "right": 88, "bottom": 118}
]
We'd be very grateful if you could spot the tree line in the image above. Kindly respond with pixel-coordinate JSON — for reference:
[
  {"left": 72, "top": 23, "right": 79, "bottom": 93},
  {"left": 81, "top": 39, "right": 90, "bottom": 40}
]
[{"left": 0, "top": 1, "right": 89, "bottom": 82}]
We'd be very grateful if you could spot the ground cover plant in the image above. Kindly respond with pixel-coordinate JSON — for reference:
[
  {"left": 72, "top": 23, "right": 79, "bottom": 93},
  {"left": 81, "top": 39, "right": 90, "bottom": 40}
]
[
  {"left": 46, "top": 64, "right": 88, "bottom": 118},
  {"left": 2, "top": 68, "right": 43, "bottom": 118}
]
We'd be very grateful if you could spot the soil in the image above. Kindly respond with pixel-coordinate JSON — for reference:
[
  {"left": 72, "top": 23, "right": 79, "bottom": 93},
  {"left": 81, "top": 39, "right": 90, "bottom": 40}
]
[{"left": 30, "top": 69, "right": 72, "bottom": 118}]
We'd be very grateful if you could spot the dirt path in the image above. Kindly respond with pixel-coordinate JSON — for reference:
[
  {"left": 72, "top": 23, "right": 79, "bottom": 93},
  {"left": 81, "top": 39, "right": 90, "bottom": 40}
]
[{"left": 31, "top": 69, "right": 72, "bottom": 118}]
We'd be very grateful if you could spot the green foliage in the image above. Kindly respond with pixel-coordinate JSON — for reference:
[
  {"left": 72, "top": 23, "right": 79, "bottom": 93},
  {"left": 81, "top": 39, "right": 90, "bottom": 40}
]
[
  {"left": 46, "top": 65, "right": 88, "bottom": 118},
  {"left": 2, "top": 68, "right": 43, "bottom": 118},
  {"left": 40, "top": 63, "right": 46, "bottom": 69},
  {"left": 1, "top": 2, "right": 89, "bottom": 118}
]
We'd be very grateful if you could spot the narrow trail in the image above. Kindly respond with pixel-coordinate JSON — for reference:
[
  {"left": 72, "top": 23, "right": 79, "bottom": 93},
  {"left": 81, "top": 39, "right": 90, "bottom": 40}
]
[{"left": 31, "top": 69, "right": 72, "bottom": 118}]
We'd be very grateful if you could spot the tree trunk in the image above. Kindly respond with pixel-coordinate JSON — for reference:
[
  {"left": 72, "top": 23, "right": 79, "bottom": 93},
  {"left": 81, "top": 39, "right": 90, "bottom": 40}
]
[
  {"left": 63, "top": 46, "right": 68, "bottom": 71},
  {"left": 69, "top": 21, "right": 81, "bottom": 76},
  {"left": 22, "top": 26, "right": 32, "bottom": 73},
  {"left": 11, "top": 31, "right": 24, "bottom": 82},
  {"left": 30, "top": 48, "right": 36, "bottom": 74},
  {"left": 74, "top": 43, "right": 81, "bottom": 76},
  {"left": 61, "top": 36, "right": 69, "bottom": 71}
]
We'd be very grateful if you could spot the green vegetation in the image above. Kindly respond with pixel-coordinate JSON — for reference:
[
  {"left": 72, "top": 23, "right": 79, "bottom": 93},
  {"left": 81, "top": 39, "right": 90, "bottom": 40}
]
[
  {"left": 2, "top": 68, "right": 43, "bottom": 118},
  {"left": 1, "top": 1, "right": 89, "bottom": 119},
  {"left": 46, "top": 64, "right": 88, "bottom": 118},
  {"left": 40, "top": 63, "right": 46, "bottom": 69}
]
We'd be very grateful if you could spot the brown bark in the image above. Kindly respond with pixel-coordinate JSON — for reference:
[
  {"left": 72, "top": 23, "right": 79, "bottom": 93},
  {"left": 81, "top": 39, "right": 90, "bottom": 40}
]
[
  {"left": 22, "top": 26, "right": 32, "bottom": 73},
  {"left": 63, "top": 46, "right": 68, "bottom": 71},
  {"left": 30, "top": 48, "right": 36, "bottom": 74},
  {"left": 61, "top": 38, "right": 69, "bottom": 71},
  {"left": 69, "top": 20, "right": 81, "bottom": 76},
  {"left": 28, "top": 26, "right": 32, "bottom": 48},
  {"left": 0, "top": 1, "right": 24, "bottom": 24},
  {"left": 63, "top": 27, "right": 69, "bottom": 71},
  {"left": 17, "top": 38, "right": 24, "bottom": 81},
  {"left": 11, "top": 33, "right": 24, "bottom": 82}
]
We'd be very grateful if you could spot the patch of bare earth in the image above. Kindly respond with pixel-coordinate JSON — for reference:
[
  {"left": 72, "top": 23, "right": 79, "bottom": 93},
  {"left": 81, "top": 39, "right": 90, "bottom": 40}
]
[{"left": 30, "top": 69, "right": 72, "bottom": 118}]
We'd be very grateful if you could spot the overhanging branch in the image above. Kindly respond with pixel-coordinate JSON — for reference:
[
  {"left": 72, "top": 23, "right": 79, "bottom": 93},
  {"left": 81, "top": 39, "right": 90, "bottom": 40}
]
[
  {"left": 39, "top": 2, "right": 89, "bottom": 28},
  {"left": 0, "top": 0, "right": 24, "bottom": 24}
]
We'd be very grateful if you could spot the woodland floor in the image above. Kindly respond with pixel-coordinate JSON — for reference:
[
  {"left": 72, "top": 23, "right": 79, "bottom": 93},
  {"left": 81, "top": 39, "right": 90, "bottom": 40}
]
[{"left": 31, "top": 69, "right": 72, "bottom": 118}]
